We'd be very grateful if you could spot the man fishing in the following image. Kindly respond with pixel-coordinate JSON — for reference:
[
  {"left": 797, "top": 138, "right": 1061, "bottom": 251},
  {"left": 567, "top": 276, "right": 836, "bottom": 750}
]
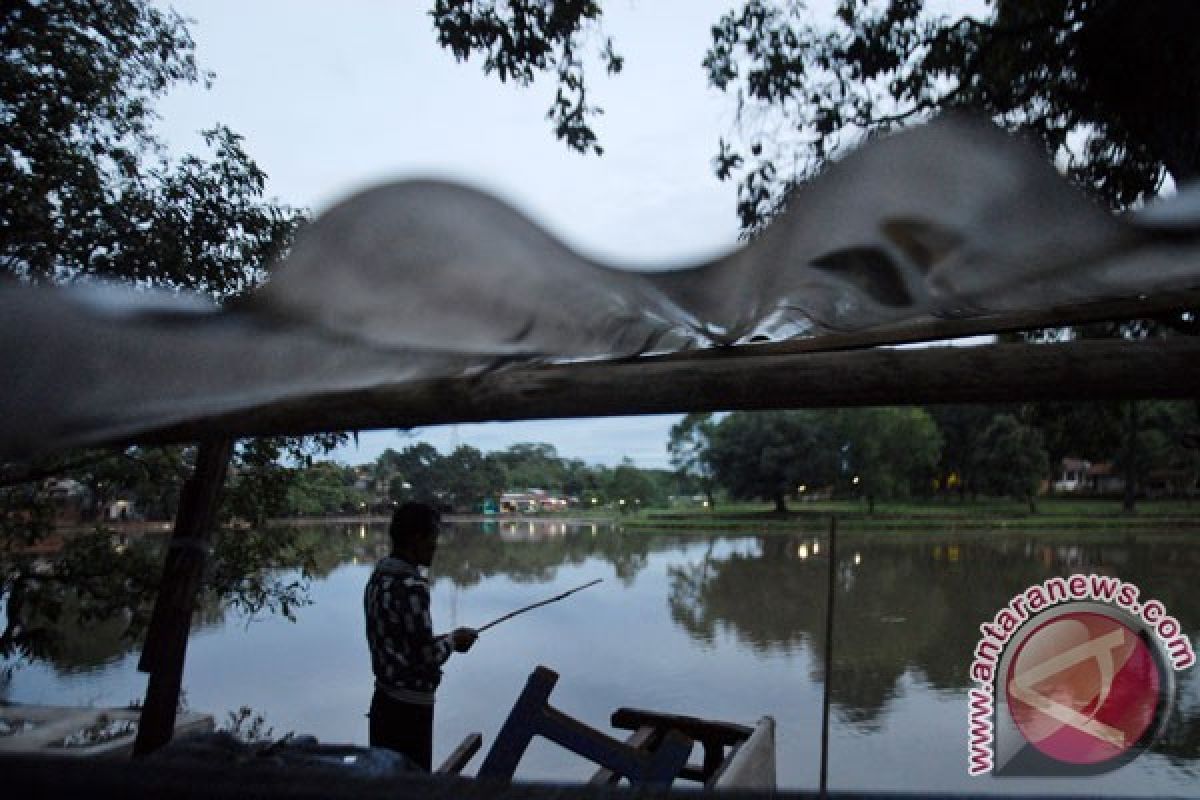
[{"left": 364, "top": 502, "right": 477, "bottom": 771}]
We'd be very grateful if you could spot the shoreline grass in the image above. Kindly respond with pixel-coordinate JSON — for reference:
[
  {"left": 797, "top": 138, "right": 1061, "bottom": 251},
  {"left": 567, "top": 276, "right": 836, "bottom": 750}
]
[{"left": 620, "top": 498, "right": 1200, "bottom": 533}]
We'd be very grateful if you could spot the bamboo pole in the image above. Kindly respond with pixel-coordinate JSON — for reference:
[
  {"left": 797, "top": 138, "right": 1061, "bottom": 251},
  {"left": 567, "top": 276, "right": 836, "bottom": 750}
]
[{"left": 133, "top": 438, "right": 234, "bottom": 757}]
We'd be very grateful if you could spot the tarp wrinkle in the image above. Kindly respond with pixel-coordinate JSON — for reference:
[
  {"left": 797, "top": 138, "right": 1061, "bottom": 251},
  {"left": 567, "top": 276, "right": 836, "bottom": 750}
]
[{"left": 4, "top": 117, "right": 1200, "bottom": 460}]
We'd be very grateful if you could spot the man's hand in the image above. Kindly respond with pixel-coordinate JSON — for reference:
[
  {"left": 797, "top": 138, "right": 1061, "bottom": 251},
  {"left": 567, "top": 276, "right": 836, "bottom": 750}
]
[{"left": 449, "top": 627, "right": 478, "bottom": 653}]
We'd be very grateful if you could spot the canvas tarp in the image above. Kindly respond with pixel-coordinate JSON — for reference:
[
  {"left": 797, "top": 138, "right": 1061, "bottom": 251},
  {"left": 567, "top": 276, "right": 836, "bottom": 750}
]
[{"left": 4, "top": 117, "right": 1200, "bottom": 461}]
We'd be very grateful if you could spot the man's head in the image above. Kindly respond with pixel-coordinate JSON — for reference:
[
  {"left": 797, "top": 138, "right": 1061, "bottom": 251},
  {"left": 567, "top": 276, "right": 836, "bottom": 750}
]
[{"left": 389, "top": 502, "right": 441, "bottom": 566}]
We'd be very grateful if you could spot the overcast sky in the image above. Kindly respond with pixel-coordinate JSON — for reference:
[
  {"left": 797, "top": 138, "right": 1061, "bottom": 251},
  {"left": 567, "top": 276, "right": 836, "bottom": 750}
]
[{"left": 154, "top": 1, "right": 766, "bottom": 468}]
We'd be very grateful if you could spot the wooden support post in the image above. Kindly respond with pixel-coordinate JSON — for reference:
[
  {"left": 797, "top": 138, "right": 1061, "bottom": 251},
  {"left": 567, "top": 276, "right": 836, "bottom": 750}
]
[{"left": 132, "top": 438, "right": 234, "bottom": 757}]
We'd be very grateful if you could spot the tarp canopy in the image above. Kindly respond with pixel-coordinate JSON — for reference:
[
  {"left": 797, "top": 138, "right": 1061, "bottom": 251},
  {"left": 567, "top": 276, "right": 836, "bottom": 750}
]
[{"left": 5, "top": 117, "right": 1200, "bottom": 461}]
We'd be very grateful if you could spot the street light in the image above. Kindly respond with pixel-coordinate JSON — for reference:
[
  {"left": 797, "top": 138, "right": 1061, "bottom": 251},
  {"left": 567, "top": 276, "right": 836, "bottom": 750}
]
[{"left": 852, "top": 475, "right": 860, "bottom": 485}]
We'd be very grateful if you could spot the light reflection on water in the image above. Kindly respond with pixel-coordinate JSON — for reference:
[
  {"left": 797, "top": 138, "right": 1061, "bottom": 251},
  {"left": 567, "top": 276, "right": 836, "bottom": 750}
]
[{"left": 3, "top": 520, "right": 1198, "bottom": 794}]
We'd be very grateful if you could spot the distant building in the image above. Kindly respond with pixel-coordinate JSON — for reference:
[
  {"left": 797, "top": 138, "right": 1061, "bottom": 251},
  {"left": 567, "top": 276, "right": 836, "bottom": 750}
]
[
  {"left": 499, "top": 489, "right": 567, "bottom": 513},
  {"left": 1054, "top": 457, "right": 1126, "bottom": 494},
  {"left": 105, "top": 496, "right": 138, "bottom": 521},
  {"left": 1054, "top": 458, "right": 1091, "bottom": 492}
]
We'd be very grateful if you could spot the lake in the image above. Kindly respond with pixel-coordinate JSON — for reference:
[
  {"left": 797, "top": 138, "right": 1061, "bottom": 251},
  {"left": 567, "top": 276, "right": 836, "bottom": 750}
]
[{"left": 4, "top": 519, "right": 1198, "bottom": 795}]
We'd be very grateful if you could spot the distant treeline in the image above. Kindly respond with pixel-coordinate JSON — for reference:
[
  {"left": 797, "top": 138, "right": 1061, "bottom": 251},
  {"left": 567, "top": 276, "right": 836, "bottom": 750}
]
[{"left": 670, "top": 402, "right": 1200, "bottom": 513}]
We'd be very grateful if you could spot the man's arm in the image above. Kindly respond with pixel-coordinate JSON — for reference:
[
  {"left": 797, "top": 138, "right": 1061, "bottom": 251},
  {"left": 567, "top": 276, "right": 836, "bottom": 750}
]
[
  {"left": 405, "top": 579, "right": 454, "bottom": 668},
  {"left": 396, "top": 577, "right": 477, "bottom": 667}
]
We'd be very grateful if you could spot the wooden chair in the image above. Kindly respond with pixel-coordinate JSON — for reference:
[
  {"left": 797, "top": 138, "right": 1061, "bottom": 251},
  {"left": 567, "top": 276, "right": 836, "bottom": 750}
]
[{"left": 475, "top": 666, "right": 694, "bottom": 788}]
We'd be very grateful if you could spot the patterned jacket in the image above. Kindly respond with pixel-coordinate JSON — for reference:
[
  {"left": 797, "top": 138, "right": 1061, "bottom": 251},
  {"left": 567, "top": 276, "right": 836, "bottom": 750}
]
[{"left": 364, "top": 557, "right": 453, "bottom": 704}]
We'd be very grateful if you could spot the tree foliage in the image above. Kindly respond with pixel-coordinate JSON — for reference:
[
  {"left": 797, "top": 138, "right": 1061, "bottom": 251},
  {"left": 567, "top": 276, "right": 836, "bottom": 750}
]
[
  {"left": 0, "top": 1, "right": 340, "bottom": 667},
  {"left": 971, "top": 414, "right": 1049, "bottom": 510},
  {"left": 606, "top": 461, "right": 657, "bottom": 511},
  {"left": 1, "top": 0, "right": 300, "bottom": 291},
  {"left": 836, "top": 407, "right": 942, "bottom": 512},
  {"left": 693, "top": 402, "right": 1200, "bottom": 511},
  {"left": 1, "top": 520, "right": 327, "bottom": 664},
  {"left": 1025, "top": 401, "right": 1123, "bottom": 469},
  {"left": 668, "top": 413, "right": 718, "bottom": 507},
  {"left": 705, "top": 0, "right": 1200, "bottom": 233},
  {"left": 437, "top": 1, "right": 1198, "bottom": 234},
  {"left": 374, "top": 441, "right": 670, "bottom": 512},
  {"left": 429, "top": 0, "right": 622, "bottom": 155},
  {"left": 440, "top": 445, "right": 508, "bottom": 512},
  {"left": 494, "top": 443, "right": 567, "bottom": 491},
  {"left": 926, "top": 405, "right": 1008, "bottom": 498},
  {"left": 707, "top": 411, "right": 841, "bottom": 512},
  {"left": 284, "top": 461, "right": 367, "bottom": 517}
]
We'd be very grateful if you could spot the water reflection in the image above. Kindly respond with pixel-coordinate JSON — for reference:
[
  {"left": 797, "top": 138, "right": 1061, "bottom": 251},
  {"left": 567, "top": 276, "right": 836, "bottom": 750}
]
[
  {"left": 2, "top": 519, "right": 1197, "bottom": 793},
  {"left": 661, "top": 527, "right": 1200, "bottom": 763}
]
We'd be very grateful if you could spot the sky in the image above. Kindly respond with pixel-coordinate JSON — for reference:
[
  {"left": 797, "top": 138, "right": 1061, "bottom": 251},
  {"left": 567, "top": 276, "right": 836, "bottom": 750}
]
[{"left": 155, "top": 0, "right": 758, "bottom": 469}]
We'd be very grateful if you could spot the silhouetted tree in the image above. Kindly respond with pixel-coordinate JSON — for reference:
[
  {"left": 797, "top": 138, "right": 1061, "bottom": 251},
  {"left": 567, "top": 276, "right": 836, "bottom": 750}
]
[
  {"left": 836, "top": 408, "right": 942, "bottom": 513},
  {"left": 707, "top": 411, "right": 840, "bottom": 512},
  {"left": 668, "top": 413, "right": 718, "bottom": 508},
  {"left": 971, "top": 414, "right": 1049, "bottom": 512}
]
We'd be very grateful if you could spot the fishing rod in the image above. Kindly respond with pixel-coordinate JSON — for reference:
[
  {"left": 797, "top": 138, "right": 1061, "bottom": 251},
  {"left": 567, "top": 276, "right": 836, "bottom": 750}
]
[{"left": 476, "top": 578, "right": 603, "bottom": 633}]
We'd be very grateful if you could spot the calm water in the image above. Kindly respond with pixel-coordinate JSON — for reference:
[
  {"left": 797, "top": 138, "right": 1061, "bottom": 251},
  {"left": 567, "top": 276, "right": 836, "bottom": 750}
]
[{"left": 4, "top": 520, "right": 1199, "bottom": 795}]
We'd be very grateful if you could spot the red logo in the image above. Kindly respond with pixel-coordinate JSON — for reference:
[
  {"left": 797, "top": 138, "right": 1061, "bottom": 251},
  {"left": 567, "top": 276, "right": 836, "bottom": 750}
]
[{"left": 1005, "top": 611, "right": 1162, "bottom": 766}]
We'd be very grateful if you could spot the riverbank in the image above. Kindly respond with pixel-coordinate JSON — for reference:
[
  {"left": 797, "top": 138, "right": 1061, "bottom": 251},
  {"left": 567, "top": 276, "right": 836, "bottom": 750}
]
[
  {"left": 48, "top": 500, "right": 1200, "bottom": 536},
  {"left": 270, "top": 512, "right": 619, "bottom": 526},
  {"left": 48, "top": 511, "right": 621, "bottom": 536},
  {"left": 622, "top": 498, "right": 1200, "bottom": 533}
]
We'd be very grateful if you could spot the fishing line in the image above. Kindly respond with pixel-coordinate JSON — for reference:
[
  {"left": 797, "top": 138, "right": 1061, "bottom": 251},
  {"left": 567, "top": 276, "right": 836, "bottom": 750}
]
[{"left": 819, "top": 516, "right": 837, "bottom": 798}]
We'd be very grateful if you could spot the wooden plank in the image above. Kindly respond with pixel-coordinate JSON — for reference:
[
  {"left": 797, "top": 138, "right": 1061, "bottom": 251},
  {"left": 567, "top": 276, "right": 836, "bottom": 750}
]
[
  {"left": 587, "top": 726, "right": 657, "bottom": 785},
  {"left": 435, "top": 733, "right": 482, "bottom": 776},
  {"left": 710, "top": 716, "right": 776, "bottom": 790},
  {"left": 134, "top": 338, "right": 1200, "bottom": 446},
  {"left": 534, "top": 708, "right": 691, "bottom": 787},
  {"left": 610, "top": 707, "right": 753, "bottom": 746}
]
